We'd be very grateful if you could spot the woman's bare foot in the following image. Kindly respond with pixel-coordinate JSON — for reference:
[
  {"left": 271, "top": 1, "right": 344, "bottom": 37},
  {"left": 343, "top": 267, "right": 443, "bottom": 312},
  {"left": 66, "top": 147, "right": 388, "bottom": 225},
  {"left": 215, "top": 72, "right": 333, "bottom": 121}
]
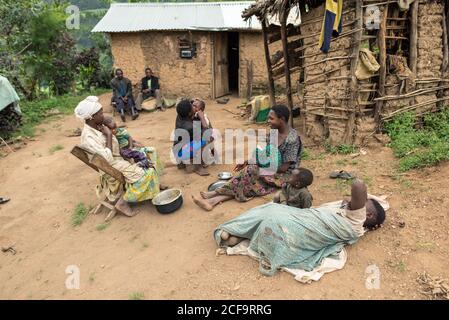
[
  {"left": 200, "top": 190, "right": 217, "bottom": 199},
  {"left": 220, "top": 231, "right": 231, "bottom": 241},
  {"left": 115, "top": 197, "right": 137, "bottom": 217},
  {"left": 225, "top": 236, "right": 243, "bottom": 247},
  {"left": 191, "top": 195, "right": 213, "bottom": 211}
]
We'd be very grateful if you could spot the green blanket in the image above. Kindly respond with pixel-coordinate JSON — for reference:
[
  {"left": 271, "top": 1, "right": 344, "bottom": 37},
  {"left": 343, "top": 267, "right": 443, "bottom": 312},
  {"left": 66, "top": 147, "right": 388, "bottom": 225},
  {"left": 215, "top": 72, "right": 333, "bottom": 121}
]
[{"left": 214, "top": 203, "right": 359, "bottom": 275}]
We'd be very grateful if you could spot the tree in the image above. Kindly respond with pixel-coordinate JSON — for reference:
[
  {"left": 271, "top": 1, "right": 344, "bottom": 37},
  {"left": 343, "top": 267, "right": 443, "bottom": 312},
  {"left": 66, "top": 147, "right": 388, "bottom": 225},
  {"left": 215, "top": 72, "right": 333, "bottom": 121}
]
[{"left": 0, "top": 0, "right": 78, "bottom": 98}]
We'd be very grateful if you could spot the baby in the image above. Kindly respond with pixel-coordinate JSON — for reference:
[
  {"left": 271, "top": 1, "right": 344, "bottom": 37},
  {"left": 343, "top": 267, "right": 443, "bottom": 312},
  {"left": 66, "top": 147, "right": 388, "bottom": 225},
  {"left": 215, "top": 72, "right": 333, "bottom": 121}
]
[
  {"left": 273, "top": 168, "right": 314, "bottom": 209},
  {"left": 103, "top": 116, "right": 150, "bottom": 169}
]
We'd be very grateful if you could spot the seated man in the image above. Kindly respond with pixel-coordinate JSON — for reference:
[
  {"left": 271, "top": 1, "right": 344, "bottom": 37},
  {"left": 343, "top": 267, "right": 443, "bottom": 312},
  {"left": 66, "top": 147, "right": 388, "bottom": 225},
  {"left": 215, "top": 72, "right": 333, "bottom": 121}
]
[
  {"left": 110, "top": 69, "right": 138, "bottom": 122},
  {"left": 214, "top": 179, "right": 387, "bottom": 275},
  {"left": 135, "top": 68, "right": 164, "bottom": 111}
]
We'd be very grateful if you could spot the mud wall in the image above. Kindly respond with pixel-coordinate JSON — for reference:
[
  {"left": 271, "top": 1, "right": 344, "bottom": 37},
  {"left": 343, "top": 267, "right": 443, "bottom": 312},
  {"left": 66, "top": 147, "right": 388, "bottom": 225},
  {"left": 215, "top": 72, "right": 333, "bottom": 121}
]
[
  {"left": 111, "top": 31, "right": 213, "bottom": 99},
  {"left": 300, "top": 2, "right": 354, "bottom": 144}
]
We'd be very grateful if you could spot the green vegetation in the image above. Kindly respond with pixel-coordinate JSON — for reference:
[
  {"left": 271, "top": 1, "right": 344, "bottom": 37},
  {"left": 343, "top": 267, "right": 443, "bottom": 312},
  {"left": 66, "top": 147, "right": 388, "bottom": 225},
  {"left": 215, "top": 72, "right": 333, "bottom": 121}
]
[
  {"left": 71, "top": 202, "right": 88, "bottom": 227},
  {"left": 49, "top": 144, "right": 64, "bottom": 154},
  {"left": 96, "top": 222, "right": 110, "bottom": 231},
  {"left": 301, "top": 149, "right": 311, "bottom": 160},
  {"left": 13, "top": 89, "right": 108, "bottom": 138},
  {"left": 129, "top": 292, "right": 145, "bottom": 300},
  {"left": 385, "top": 109, "right": 449, "bottom": 171},
  {"left": 325, "top": 142, "right": 357, "bottom": 155}
]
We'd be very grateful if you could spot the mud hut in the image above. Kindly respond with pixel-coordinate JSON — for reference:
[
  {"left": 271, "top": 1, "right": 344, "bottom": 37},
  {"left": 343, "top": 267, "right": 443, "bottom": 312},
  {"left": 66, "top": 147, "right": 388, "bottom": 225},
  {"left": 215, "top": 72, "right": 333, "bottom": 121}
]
[
  {"left": 92, "top": 2, "right": 296, "bottom": 99},
  {"left": 242, "top": 0, "right": 449, "bottom": 144}
]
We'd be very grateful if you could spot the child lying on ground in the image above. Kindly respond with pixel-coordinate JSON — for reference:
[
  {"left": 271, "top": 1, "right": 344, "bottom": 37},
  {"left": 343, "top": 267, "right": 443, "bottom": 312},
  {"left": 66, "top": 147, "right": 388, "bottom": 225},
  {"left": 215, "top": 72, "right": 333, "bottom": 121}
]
[
  {"left": 273, "top": 168, "right": 313, "bottom": 209},
  {"left": 103, "top": 116, "right": 151, "bottom": 169}
]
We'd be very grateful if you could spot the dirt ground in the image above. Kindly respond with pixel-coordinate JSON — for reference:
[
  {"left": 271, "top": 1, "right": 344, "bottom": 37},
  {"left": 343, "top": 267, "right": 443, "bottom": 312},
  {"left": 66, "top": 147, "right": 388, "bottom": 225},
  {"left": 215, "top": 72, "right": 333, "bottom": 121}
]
[{"left": 0, "top": 93, "right": 448, "bottom": 300}]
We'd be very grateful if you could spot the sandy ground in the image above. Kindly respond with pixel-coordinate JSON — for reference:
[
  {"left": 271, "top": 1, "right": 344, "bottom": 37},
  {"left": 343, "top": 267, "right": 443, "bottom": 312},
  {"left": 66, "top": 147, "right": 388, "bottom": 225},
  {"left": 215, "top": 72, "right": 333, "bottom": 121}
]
[{"left": 0, "top": 93, "right": 448, "bottom": 300}]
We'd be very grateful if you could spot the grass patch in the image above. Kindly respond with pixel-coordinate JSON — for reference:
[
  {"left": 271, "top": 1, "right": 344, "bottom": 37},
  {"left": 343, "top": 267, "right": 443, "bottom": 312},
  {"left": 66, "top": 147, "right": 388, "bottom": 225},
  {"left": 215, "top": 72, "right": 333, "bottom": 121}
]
[
  {"left": 129, "top": 292, "right": 145, "bottom": 300},
  {"left": 142, "top": 242, "right": 149, "bottom": 249},
  {"left": 335, "top": 178, "right": 354, "bottom": 195},
  {"left": 416, "top": 241, "right": 436, "bottom": 251},
  {"left": 96, "top": 223, "right": 110, "bottom": 231},
  {"left": 301, "top": 149, "right": 311, "bottom": 160},
  {"left": 71, "top": 203, "right": 88, "bottom": 227},
  {"left": 49, "top": 144, "right": 64, "bottom": 154},
  {"left": 325, "top": 142, "right": 357, "bottom": 155},
  {"left": 336, "top": 159, "right": 348, "bottom": 166},
  {"left": 388, "top": 260, "right": 407, "bottom": 273},
  {"left": 89, "top": 273, "right": 96, "bottom": 283},
  {"left": 385, "top": 109, "right": 449, "bottom": 171},
  {"left": 13, "top": 89, "right": 109, "bottom": 138}
]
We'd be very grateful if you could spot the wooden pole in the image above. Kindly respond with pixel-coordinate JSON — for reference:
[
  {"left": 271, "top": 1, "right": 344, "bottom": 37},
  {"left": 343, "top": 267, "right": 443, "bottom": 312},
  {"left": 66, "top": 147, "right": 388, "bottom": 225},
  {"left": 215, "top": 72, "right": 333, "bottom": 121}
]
[
  {"left": 409, "top": 1, "right": 418, "bottom": 75},
  {"left": 438, "top": 1, "right": 449, "bottom": 109},
  {"left": 374, "top": 3, "right": 389, "bottom": 129},
  {"left": 246, "top": 60, "right": 253, "bottom": 101},
  {"left": 262, "top": 20, "right": 276, "bottom": 106},
  {"left": 344, "top": 0, "right": 363, "bottom": 144},
  {"left": 280, "top": 9, "right": 294, "bottom": 127}
]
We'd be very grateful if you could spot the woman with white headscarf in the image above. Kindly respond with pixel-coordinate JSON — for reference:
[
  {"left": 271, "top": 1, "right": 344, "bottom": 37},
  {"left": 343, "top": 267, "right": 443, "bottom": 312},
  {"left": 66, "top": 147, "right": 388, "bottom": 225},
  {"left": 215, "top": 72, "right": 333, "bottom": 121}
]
[{"left": 75, "top": 96, "right": 161, "bottom": 216}]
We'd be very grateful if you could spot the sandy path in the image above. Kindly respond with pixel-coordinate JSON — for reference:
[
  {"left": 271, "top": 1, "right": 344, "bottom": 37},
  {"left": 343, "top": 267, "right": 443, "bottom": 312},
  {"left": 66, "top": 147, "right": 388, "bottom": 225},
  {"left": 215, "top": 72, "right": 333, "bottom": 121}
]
[{"left": 0, "top": 93, "right": 448, "bottom": 300}]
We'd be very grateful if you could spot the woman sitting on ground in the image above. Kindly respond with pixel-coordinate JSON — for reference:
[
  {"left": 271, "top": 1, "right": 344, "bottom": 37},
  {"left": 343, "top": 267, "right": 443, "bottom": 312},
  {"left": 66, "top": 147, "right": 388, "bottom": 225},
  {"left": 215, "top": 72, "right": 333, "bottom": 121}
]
[
  {"left": 192, "top": 104, "right": 302, "bottom": 211},
  {"left": 75, "top": 96, "right": 163, "bottom": 217}
]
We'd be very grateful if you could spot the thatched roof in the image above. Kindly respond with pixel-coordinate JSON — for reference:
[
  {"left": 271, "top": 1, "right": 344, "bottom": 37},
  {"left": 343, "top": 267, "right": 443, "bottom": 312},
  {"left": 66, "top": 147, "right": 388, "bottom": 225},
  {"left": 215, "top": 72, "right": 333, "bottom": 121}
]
[{"left": 242, "top": 0, "right": 325, "bottom": 20}]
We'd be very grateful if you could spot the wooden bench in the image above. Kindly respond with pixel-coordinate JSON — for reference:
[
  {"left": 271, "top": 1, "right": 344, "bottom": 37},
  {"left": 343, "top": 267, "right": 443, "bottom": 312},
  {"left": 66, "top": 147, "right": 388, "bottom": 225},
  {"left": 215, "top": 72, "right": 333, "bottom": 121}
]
[{"left": 71, "top": 145, "right": 125, "bottom": 222}]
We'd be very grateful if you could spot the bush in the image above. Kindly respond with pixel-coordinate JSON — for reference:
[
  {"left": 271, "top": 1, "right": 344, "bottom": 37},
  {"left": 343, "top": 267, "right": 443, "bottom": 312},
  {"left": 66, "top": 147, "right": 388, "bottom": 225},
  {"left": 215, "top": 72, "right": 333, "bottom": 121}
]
[
  {"left": 385, "top": 108, "right": 449, "bottom": 171},
  {"left": 12, "top": 88, "right": 108, "bottom": 138}
]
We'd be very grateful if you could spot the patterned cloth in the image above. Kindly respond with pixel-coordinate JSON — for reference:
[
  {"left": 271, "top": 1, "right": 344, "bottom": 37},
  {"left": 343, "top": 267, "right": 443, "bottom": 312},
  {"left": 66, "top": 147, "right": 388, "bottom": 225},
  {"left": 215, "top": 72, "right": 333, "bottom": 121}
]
[
  {"left": 123, "top": 169, "right": 160, "bottom": 203},
  {"left": 122, "top": 146, "right": 164, "bottom": 202},
  {"left": 216, "top": 128, "right": 302, "bottom": 202},
  {"left": 120, "top": 148, "right": 150, "bottom": 169},
  {"left": 269, "top": 128, "right": 302, "bottom": 171}
]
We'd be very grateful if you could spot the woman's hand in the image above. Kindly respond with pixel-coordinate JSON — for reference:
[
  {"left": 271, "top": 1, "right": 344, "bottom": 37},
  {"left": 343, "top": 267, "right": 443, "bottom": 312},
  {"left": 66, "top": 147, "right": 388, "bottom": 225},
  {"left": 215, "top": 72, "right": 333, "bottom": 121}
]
[
  {"left": 100, "top": 125, "right": 113, "bottom": 151},
  {"left": 234, "top": 161, "right": 247, "bottom": 172},
  {"left": 100, "top": 125, "right": 112, "bottom": 137}
]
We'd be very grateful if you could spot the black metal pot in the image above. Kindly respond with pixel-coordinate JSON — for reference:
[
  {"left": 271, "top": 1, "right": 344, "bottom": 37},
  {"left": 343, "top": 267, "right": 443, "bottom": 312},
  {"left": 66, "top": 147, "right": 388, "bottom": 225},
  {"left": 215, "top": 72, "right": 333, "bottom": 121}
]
[{"left": 152, "top": 189, "right": 183, "bottom": 214}]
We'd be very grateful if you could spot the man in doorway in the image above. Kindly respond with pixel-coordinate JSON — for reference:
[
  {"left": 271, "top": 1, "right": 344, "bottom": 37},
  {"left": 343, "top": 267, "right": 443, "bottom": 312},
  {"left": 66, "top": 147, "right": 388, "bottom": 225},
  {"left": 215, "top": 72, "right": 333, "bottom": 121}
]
[
  {"left": 135, "top": 68, "right": 164, "bottom": 111},
  {"left": 110, "top": 69, "right": 138, "bottom": 122}
]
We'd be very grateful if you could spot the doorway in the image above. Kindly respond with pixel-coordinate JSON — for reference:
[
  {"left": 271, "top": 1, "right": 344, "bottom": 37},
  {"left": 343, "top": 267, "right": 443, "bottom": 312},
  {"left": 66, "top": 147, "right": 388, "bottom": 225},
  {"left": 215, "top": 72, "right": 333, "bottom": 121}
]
[{"left": 227, "top": 32, "right": 239, "bottom": 93}]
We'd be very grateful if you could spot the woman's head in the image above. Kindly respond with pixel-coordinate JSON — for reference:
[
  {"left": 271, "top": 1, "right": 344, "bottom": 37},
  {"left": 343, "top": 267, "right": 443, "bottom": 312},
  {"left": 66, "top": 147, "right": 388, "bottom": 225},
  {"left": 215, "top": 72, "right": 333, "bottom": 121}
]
[
  {"left": 177, "top": 99, "right": 193, "bottom": 119},
  {"left": 74, "top": 96, "right": 104, "bottom": 125},
  {"left": 268, "top": 105, "right": 290, "bottom": 129},
  {"left": 364, "top": 199, "right": 386, "bottom": 229}
]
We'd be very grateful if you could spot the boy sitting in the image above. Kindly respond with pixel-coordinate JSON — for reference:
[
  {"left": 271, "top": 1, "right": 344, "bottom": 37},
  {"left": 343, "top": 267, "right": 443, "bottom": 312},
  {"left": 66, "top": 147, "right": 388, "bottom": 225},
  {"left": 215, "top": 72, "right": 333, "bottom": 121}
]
[{"left": 273, "top": 168, "right": 313, "bottom": 209}]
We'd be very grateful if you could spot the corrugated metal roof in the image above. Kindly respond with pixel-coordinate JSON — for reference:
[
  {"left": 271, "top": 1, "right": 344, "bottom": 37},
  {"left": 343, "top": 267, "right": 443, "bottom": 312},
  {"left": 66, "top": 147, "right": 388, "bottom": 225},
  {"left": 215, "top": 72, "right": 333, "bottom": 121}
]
[{"left": 92, "top": 2, "right": 262, "bottom": 33}]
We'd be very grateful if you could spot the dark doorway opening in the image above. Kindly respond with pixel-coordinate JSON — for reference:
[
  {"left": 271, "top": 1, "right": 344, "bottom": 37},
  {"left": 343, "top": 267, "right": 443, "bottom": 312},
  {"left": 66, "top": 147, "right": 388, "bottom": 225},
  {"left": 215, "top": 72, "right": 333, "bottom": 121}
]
[{"left": 228, "top": 32, "right": 239, "bottom": 93}]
